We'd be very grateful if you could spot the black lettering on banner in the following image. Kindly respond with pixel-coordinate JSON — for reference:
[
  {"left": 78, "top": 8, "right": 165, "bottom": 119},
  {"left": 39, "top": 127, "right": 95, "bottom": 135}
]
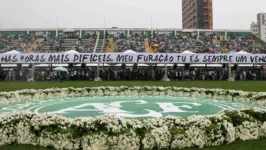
[
  {"left": 152, "top": 55, "right": 158, "bottom": 62},
  {"left": 24, "top": 55, "right": 34, "bottom": 63},
  {"left": 137, "top": 55, "right": 144, "bottom": 62},
  {"left": 34, "top": 55, "right": 39, "bottom": 62},
  {"left": 60, "top": 54, "right": 64, "bottom": 62},
  {"left": 250, "top": 56, "right": 257, "bottom": 63},
  {"left": 12, "top": 55, "right": 17, "bottom": 62},
  {"left": 48, "top": 55, "right": 57, "bottom": 62},
  {"left": 64, "top": 54, "right": 70, "bottom": 62},
  {"left": 169, "top": 56, "right": 174, "bottom": 62},
  {"left": 99, "top": 54, "right": 104, "bottom": 62},
  {"left": 219, "top": 55, "right": 223, "bottom": 62},
  {"left": 148, "top": 55, "right": 153, "bottom": 62},
  {"left": 203, "top": 55, "right": 231, "bottom": 63},
  {"left": 165, "top": 54, "right": 168, "bottom": 62},
  {"left": 78, "top": 54, "right": 82, "bottom": 62},
  {"left": 106, "top": 54, "right": 112, "bottom": 62},
  {"left": 260, "top": 56, "right": 266, "bottom": 63},
  {"left": 2, "top": 53, "right": 266, "bottom": 64},
  {"left": 56, "top": 55, "right": 61, "bottom": 62},
  {"left": 194, "top": 55, "right": 199, "bottom": 62},
  {"left": 190, "top": 55, "right": 193, "bottom": 62},
  {"left": 20, "top": 55, "right": 25, "bottom": 61},
  {"left": 40, "top": 55, "right": 45, "bottom": 62},
  {"left": 25, "top": 56, "right": 29, "bottom": 62},
  {"left": 98, "top": 55, "right": 103, "bottom": 62},
  {"left": 125, "top": 54, "right": 132, "bottom": 62},
  {"left": 229, "top": 56, "right": 233, "bottom": 62},
  {"left": 102, "top": 54, "right": 106, "bottom": 62},
  {"left": 116, "top": 54, "right": 133, "bottom": 62},
  {"left": 236, "top": 56, "right": 247, "bottom": 63},
  {"left": 224, "top": 55, "right": 228, "bottom": 62},
  {"left": 181, "top": 56, "right": 186, "bottom": 62},
  {"left": 73, "top": 54, "right": 79, "bottom": 62},
  {"left": 92, "top": 54, "right": 98, "bottom": 62},
  {"left": 158, "top": 55, "right": 164, "bottom": 62},
  {"left": 79, "top": 54, "right": 82, "bottom": 62},
  {"left": 29, "top": 55, "right": 34, "bottom": 62},
  {"left": 116, "top": 55, "right": 123, "bottom": 62},
  {"left": 209, "top": 55, "right": 214, "bottom": 63},
  {"left": 37, "top": 55, "right": 41, "bottom": 62},
  {"left": 89, "top": 54, "right": 94, "bottom": 62},
  {"left": 176, "top": 55, "right": 182, "bottom": 62},
  {"left": 203, "top": 55, "right": 207, "bottom": 63},
  {"left": 1, "top": 55, "right": 12, "bottom": 63},
  {"left": 190, "top": 55, "right": 199, "bottom": 63},
  {"left": 82, "top": 54, "right": 90, "bottom": 62},
  {"left": 143, "top": 55, "right": 148, "bottom": 61},
  {"left": 127, "top": 55, "right": 133, "bottom": 62},
  {"left": 250, "top": 56, "right": 266, "bottom": 63}
]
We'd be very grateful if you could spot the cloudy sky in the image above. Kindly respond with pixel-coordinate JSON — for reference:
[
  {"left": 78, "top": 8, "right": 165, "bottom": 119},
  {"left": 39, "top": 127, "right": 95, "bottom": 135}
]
[{"left": 0, "top": 0, "right": 265, "bottom": 29}]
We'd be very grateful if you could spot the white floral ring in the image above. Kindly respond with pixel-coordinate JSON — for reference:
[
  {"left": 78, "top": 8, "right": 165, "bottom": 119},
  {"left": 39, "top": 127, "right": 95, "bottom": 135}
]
[{"left": 0, "top": 86, "right": 266, "bottom": 150}]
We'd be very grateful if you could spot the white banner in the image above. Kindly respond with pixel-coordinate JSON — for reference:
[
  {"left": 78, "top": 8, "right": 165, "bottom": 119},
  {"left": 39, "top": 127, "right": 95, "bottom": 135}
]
[{"left": 0, "top": 53, "right": 266, "bottom": 64}]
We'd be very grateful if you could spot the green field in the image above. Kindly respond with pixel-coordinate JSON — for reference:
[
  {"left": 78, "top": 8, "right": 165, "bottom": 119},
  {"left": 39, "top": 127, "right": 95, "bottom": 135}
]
[
  {"left": 1, "top": 138, "right": 266, "bottom": 150},
  {"left": 0, "top": 81, "right": 266, "bottom": 150},
  {"left": 0, "top": 81, "right": 266, "bottom": 92}
]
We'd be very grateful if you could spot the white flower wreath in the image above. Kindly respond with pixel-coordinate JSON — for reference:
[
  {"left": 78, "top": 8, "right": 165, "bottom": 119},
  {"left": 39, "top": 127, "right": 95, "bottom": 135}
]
[{"left": 0, "top": 86, "right": 265, "bottom": 150}]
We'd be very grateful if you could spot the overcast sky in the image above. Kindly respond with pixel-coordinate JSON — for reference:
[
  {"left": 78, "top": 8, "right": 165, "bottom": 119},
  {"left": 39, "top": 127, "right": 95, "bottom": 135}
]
[{"left": 0, "top": 0, "right": 265, "bottom": 29}]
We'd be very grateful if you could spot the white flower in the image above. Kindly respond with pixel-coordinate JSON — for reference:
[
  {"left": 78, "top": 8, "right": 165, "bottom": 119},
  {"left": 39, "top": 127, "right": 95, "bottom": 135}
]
[{"left": 0, "top": 87, "right": 266, "bottom": 150}]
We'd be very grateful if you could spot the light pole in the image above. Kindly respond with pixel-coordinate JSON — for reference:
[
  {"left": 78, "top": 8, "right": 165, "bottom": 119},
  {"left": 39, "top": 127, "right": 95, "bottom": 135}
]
[{"left": 56, "top": 17, "right": 59, "bottom": 38}]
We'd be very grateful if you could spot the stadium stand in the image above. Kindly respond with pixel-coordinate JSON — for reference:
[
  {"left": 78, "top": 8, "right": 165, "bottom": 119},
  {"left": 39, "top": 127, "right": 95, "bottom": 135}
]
[
  {"left": 0, "top": 28, "right": 265, "bottom": 82},
  {"left": 0, "top": 28, "right": 265, "bottom": 54}
]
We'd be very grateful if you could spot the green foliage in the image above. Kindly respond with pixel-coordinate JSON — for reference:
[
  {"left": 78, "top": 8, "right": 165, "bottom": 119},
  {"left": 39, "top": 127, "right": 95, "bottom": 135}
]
[
  {"left": 231, "top": 93, "right": 240, "bottom": 97},
  {"left": 85, "top": 87, "right": 91, "bottom": 93},
  {"left": 247, "top": 93, "right": 253, "bottom": 98},
  {"left": 20, "top": 92, "right": 36, "bottom": 96},
  {"left": 135, "top": 126, "right": 149, "bottom": 150},
  {"left": 243, "top": 110, "right": 266, "bottom": 122},
  {"left": 205, "top": 123, "right": 220, "bottom": 136},
  {"left": 4, "top": 137, "right": 266, "bottom": 150},
  {"left": 169, "top": 128, "right": 185, "bottom": 135},
  {"left": 135, "top": 127, "right": 148, "bottom": 138},
  {"left": 253, "top": 95, "right": 266, "bottom": 101},
  {"left": 66, "top": 125, "right": 89, "bottom": 138},
  {"left": 205, "top": 90, "right": 214, "bottom": 96},
  {"left": 68, "top": 88, "right": 74, "bottom": 94},
  {"left": 225, "top": 111, "right": 253, "bottom": 126}
]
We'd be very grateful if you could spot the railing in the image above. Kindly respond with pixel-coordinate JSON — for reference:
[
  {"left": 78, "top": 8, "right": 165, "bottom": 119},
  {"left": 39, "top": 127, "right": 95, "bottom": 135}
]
[
  {"left": 93, "top": 32, "right": 100, "bottom": 53},
  {"left": 0, "top": 28, "right": 251, "bottom": 33},
  {"left": 101, "top": 31, "right": 106, "bottom": 53},
  {"left": 252, "top": 34, "right": 266, "bottom": 45}
]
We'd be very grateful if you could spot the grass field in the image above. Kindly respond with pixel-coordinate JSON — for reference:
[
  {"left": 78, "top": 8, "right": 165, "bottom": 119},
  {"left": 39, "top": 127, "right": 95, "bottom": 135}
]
[
  {"left": 0, "top": 81, "right": 266, "bottom": 150},
  {"left": 0, "top": 81, "right": 266, "bottom": 92},
  {"left": 1, "top": 138, "right": 266, "bottom": 150}
]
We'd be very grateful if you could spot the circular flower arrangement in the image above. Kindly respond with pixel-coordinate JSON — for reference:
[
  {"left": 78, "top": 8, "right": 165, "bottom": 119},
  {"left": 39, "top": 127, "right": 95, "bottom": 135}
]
[{"left": 0, "top": 86, "right": 266, "bottom": 150}]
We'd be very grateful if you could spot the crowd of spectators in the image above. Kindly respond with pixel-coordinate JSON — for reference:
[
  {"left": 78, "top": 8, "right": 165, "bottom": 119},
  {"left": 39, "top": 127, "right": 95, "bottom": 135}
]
[
  {"left": 111, "top": 32, "right": 145, "bottom": 52},
  {"left": 148, "top": 32, "right": 179, "bottom": 53},
  {"left": 1, "top": 30, "right": 266, "bottom": 54},
  {"left": 0, "top": 32, "right": 98, "bottom": 53},
  {"left": 35, "top": 33, "right": 96, "bottom": 53},
  {"left": 109, "top": 31, "right": 266, "bottom": 54},
  {"left": 0, "top": 34, "right": 36, "bottom": 53},
  {"left": 0, "top": 66, "right": 264, "bottom": 82},
  {"left": 148, "top": 32, "right": 266, "bottom": 54}
]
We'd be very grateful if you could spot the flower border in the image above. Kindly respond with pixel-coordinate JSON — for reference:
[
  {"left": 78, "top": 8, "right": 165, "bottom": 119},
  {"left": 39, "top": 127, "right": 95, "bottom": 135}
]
[
  {"left": 1, "top": 86, "right": 266, "bottom": 107},
  {"left": 0, "top": 86, "right": 266, "bottom": 150}
]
